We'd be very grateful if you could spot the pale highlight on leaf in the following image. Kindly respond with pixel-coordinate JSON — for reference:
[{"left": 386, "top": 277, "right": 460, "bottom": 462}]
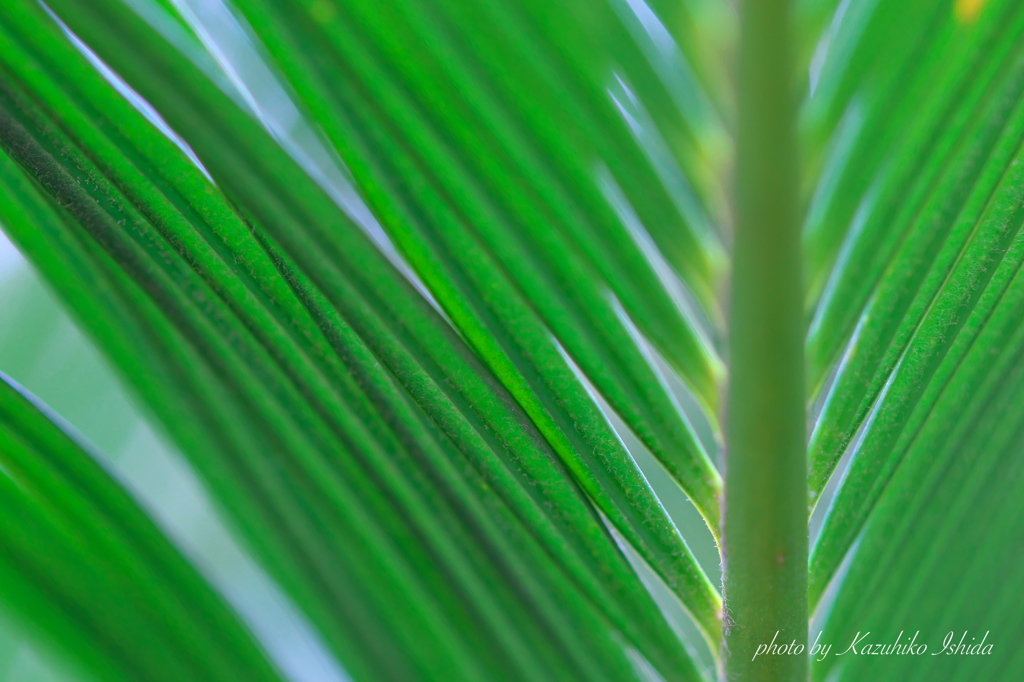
[{"left": 955, "top": 0, "right": 989, "bottom": 23}]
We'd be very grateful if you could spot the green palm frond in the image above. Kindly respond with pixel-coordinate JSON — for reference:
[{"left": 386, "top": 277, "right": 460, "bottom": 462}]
[{"left": 0, "top": 0, "right": 1021, "bottom": 680}]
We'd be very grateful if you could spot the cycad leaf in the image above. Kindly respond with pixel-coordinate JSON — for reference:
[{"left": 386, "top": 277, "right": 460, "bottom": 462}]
[
  {"left": 0, "top": 0, "right": 720, "bottom": 677},
  {"left": 812, "top": 274, "right": 1024, "bottom": 680},
  {"left": 0, "top": 374, "right": 283, "bottom": 682},
  {"left": 219, "top": 0, "right": 724, "bottom": 534},
  {"left": 807, "top": 0, "right": 1024, "bottom": 495},
  {"left": 42, "top": 0, "right": 723, "bottom": 639},
  {"left": 804, "top": 0, "right": 1024, "bottom": 624}
]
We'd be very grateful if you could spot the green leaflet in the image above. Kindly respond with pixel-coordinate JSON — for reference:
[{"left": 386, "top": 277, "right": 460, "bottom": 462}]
[
  {"left": 641, "top": 0, "right": 735, "bottom": 122},
  {"left": 5, "top": 0, "right": 1023, "bottom": 678},
  {"left": 23, "top": 0, "right": 722, "bottom": 650},
  {"left": 811, "top": 251, "right": 1024, "bottom": 680},
  {"left": 807, "top": 0, "right": 1024, "bottom": 496},
  {"left": 803, "top": 3, "right": 1024, "bottom": 679},
  {"left": 805, "top": 0, "right": 1024, "bottom": 609},
  {"left": 0, "top": 0, "right": 719, "bottom": 677},
  {"left": 218, "top": 0, "right": 723, "bottom": 534},
  {"left": 810, "top": 131, "right": 1024, "bottom": 600},
  {"left": 463, "top": 0, "right": 731, "bottom": 295},
  {"left": 0, "top": 99, "right": 517, "bottom": 682},
  {"left": 0, "top": 374, "right": 284, "bottom": 682},
  {"left": 802, "top": 0, "right": 1018, "bottom": 338}
]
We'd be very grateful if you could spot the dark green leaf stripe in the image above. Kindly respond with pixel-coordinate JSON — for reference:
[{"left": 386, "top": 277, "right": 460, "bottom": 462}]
[{"left": 0, "top": 374, "right": 284, "bottom": 682}]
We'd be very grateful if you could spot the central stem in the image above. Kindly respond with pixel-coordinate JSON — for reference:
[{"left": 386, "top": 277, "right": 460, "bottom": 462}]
[{"left": 722, "top": 0, "right": 807, "bottom": 679}]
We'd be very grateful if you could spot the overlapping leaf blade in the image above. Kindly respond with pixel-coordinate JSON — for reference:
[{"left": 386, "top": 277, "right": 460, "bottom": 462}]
[
  {"left": 812, "top": 259, "right": 1024, "bottom": 681},
  {"left": 0, "top": 0, "right": 726, "bottom": 678},
  {"left": 0, "top": 374, "right": 284, "bottom": 682},
  {"left": 807, "top": 0, "right": 1024, "bottom": 496},
  {"left": 48, "top": 0, "right": 724, "bottom": 639},
  {"left": 11, "top": 0, "right": 1023, "bottom": 679},
  {"left": 217, "top": 0, "right": 724, "bottom": 533},
  {"left": 804, "top": 0, "right": 1021, "bottom": 392},
  {"left": 804, "top": 1, "right": 1024, "bottom": 679}
]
